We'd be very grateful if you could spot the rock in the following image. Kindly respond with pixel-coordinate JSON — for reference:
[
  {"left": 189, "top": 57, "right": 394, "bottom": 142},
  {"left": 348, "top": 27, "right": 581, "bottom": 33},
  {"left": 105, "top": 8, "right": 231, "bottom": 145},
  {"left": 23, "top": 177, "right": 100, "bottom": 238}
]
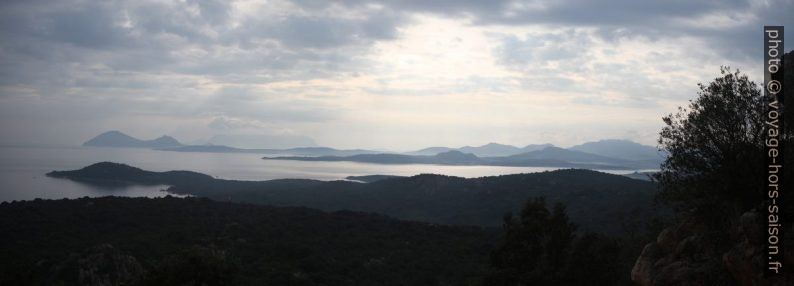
[
  {"left": 632, "top": 216, "right": 731, "bottom": 285},
  {"left": 633, "top": 211, "right": 793, "bottom": 286},
  {"left": 722, "top": 211, "right": 793, "bottom": 286}
]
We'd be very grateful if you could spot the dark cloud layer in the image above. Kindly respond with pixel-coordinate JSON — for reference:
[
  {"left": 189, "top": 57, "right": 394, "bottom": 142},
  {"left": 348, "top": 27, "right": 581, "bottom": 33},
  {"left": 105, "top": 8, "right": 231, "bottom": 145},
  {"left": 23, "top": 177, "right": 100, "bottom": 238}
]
[
  {"left": 0, "top": 0, "right": 791, "bottom": 147},
  {"left": 2, "top": 0, "right": 790, "bottom": 86}
]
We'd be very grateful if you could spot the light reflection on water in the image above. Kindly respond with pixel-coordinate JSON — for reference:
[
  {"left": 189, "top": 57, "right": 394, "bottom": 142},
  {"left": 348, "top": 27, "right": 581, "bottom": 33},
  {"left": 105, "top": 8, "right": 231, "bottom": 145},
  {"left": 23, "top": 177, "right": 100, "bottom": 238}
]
[{"left": 0, "top": 145, "right": 656, "bottom": 202}]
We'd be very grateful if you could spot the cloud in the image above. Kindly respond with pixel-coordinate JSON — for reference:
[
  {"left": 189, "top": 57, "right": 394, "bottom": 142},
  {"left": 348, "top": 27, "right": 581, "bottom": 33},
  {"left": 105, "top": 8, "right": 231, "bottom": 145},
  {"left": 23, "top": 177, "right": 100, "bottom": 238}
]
[
  {"left": 203, "top": 116, "right": 318, "bottom": 148},
  {"left": 0, "top": 0, "right": 405, "bottom": 88},
  {"left": 0, "top": 0, "right": 791, "bottom": 148}
]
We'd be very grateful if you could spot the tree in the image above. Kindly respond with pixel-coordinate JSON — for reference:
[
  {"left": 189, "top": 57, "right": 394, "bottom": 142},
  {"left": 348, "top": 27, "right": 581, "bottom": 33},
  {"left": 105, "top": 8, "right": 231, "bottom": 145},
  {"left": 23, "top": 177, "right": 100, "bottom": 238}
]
[
  {"left": 139, "top": 245, "right": 240, "bottom": 286},
  {"left": 485, "top": 197, "right": 620, "bottom": 285},
  {"left": 640, "top": 54, "right": 794, "bottom": 286},
  {"left": 654, "top": 67, "right": 772, "bottom": 221}
]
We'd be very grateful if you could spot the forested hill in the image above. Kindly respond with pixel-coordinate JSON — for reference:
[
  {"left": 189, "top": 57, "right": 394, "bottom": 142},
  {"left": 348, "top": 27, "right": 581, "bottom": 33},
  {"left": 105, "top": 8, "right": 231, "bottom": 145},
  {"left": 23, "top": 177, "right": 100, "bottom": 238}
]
[
  {"left": 49, "top": 162, "right": 663, "bottom": 235},
  {"left": 0, "top": 197, "right": 496, "bottom": 285}
]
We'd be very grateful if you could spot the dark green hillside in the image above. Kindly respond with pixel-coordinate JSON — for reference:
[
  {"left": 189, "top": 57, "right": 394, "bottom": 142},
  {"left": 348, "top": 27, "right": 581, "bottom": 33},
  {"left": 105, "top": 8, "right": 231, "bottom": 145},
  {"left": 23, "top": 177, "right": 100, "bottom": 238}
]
[
  {"left": 49, "top": 163, "right": 663, "bottom": 235},
  {"left": 345, "top": 174, "right": 404, "bottom": 183},
  {"left": 0, "top": 197, "right": 496, "bottom": 286},
  {"left": 47, "top": 162, "right": 214, "bottom": 187}
]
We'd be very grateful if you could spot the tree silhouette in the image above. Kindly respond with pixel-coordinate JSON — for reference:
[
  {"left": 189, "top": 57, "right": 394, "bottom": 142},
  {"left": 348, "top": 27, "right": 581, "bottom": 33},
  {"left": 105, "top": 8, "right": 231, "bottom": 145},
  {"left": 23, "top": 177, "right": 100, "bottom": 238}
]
[
  {"left": 654, "top": 67, "right": 772, "bottom": 222},
  {"left": 485, "top": 197, "right": 620, "bottom": 286}
]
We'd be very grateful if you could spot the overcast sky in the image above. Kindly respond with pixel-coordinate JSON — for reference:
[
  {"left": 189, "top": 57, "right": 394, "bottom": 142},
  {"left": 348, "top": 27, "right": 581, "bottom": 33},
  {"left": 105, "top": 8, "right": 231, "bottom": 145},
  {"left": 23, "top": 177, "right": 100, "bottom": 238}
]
[{"left": 1, "top": 0, "right": 792, "bottom": 150}]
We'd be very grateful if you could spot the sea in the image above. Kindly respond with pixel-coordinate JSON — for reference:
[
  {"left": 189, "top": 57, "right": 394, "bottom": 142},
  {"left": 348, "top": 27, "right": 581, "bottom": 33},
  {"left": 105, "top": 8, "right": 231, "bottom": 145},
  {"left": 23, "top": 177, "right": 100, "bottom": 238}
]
[{"left": 0, "top": 145, "right": 653, "bottom": 202}]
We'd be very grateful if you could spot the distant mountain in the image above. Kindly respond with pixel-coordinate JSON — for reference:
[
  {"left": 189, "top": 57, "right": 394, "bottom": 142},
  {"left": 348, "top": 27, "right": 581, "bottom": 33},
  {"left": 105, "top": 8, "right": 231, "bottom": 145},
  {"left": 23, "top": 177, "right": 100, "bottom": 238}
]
[
  {"left": 269, "top": 147, "right": 656, "bottom": 169},
  {"left": 408, "top": 143, "right": 555, "bottom": 156},
  {"left": 520, "top": 143, "right": 555, "bottom": 153},
  {"left": 270, "top": 150, "right": 485, "bottom": 165},
  {"left": 435, "top": 150, "right": 481, "bottom": 162},
  {"left": 496, "top": 146, "right": 635, "bottom": 167},
  {"left": 273, "top": 147, "right": 383, "bottom": 157},
  {"left": 48, "top": 162, "right": 665, "bottom": 235},
  {"left": 270, "top": 150, "right": 495, "bottom": 165},
  {"left": 83, "top": 131, "right": 183, "bottom": 148},
  {"left": 158, "top": 144, "right": 251, "bottom": 153},
  {"left": 201, "top": 134, "right": 317, "bottom": 149},
  {"left": 160, "top": 145, "right": 382, "bottom": 156},
  {"left": 569, "top": 139, "right": 666, "bottom": 163},
  {"left": 458, "top": 143, "right": 523, "bottom": 157},
  {"left": 408, "top": 146, "right": 455, "bottom": 156}
]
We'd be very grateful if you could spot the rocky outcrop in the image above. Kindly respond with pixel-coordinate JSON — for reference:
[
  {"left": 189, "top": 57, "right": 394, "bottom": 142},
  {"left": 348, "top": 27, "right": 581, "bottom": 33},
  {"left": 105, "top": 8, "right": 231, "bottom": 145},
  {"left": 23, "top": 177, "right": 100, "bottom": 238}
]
[
  {"left": 631, "top": 216, "right": 730, "bottom": 286},
  {"left": 632, "top": 211, "right": 792, "bottom": 286},
  {"left": 722, "top": 212, "right": 793, "bottom": 286}
]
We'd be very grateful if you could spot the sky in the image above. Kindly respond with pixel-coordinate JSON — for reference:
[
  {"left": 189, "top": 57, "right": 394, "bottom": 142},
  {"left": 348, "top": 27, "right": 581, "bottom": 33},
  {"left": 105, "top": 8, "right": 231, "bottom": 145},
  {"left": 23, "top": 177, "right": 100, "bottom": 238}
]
[{"left": 0, "top": 0, "right": 792, "bottom": 150}]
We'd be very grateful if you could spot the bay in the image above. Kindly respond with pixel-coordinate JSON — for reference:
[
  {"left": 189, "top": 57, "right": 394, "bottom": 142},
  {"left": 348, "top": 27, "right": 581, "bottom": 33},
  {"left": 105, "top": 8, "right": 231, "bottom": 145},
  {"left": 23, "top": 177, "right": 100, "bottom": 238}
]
[{"left": 0, "top": 145, "right": 654, "bottom": 202}]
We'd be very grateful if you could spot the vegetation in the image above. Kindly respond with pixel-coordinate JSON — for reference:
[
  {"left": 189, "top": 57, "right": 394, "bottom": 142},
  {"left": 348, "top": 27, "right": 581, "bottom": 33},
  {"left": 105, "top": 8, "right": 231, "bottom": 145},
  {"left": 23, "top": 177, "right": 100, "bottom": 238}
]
[
  {"left": 655, "top": 63, "right": 792, "bottom": 235},
  {"left": 631, "top": 56, "right": 793, "bottom": 285},
  {"left": 49, "top": 162, "right": 664, "bottom": 236},
  {"left": 655, "top": 67, "right": 771, "bottom": 220},
  {"left": 0, "top": 196, "right": 496, "bottom": 286},
  {"left": 0, "top": 195, "right": 667, "bottom": 286},
  {"left": 486, "top": 197, "right": 664, "bottom": 286},
  {"left": 344, "top": 174, "right": 404, "bottom": 183},
  {"left": 35, "top": 162, "right": 673, "bottom": 285}
]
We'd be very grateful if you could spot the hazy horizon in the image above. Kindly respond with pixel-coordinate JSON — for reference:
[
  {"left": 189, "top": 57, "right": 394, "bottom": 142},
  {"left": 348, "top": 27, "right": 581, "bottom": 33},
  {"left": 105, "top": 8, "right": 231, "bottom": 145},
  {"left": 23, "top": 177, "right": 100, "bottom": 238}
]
[
  {"left": 1, "top": 130, "right": 663, "bottom": 151},
  {"left": 32, "top": 129, "right": 667, "bottom": 152},
  {"left": 1, "top": 0, "right": 792, "bottom": 150}
]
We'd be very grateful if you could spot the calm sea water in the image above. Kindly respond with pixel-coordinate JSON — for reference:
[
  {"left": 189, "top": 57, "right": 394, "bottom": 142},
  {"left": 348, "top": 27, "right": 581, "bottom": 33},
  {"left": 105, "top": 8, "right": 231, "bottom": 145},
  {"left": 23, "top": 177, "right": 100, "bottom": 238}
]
[{"left": 0, "top": 145, "right": 651, "bottom": 202}]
